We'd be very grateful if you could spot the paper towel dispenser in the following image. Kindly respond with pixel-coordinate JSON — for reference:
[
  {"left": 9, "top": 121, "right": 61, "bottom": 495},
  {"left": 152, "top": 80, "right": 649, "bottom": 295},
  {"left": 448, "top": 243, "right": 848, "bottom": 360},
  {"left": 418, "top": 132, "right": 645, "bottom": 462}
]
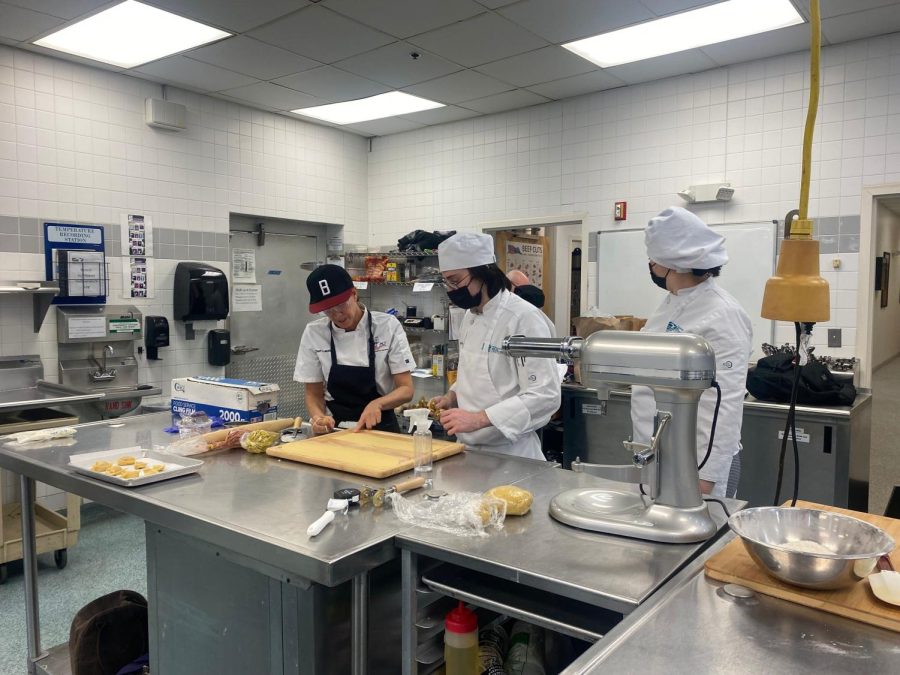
[{"left": 174, "top": 262, "right": 229, "bottom": 322}]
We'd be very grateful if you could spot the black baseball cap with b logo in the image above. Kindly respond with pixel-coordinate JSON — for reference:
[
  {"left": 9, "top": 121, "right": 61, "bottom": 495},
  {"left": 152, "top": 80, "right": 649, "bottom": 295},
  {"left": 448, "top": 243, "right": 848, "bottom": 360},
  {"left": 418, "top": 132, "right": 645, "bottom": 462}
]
[{"left": 307, "top": 264, "right": 355, "bottom": 313}]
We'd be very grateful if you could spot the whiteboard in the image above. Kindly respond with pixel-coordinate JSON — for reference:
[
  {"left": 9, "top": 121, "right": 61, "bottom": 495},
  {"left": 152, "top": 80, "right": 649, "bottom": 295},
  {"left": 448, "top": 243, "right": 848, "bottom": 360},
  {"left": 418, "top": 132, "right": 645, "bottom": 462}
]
[{"left": 595, "top": 221, "right": 777, "bottom": 346}]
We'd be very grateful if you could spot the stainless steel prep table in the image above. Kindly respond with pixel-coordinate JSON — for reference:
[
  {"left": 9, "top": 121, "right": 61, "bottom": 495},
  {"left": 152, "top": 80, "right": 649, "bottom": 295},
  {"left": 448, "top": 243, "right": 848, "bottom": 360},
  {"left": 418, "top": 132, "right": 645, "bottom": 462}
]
[
  {"left": 395, "top": 468, "right": 740, "bottom": 673},
  {"left": 0, "top": 412, "right": 556, "bottom": 674},
  {"left": 562, "top": 384, "right": 873, "bottom": 510},
  {"left": 563, "top": 532, "right": 900, "bottom": 674}
]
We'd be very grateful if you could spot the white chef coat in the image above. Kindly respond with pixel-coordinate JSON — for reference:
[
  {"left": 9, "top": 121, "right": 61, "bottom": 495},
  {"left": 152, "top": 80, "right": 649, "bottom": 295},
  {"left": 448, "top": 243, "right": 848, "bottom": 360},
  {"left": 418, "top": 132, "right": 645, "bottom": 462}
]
[
  {"left": 293, "top": 309, "right": 416, "bottom": 405},
  {"left": 451, "top": 290, "right": 561, "bottom": 460},
  {"left": 630, "top": 278, "right": 752, "bottom": 498}
]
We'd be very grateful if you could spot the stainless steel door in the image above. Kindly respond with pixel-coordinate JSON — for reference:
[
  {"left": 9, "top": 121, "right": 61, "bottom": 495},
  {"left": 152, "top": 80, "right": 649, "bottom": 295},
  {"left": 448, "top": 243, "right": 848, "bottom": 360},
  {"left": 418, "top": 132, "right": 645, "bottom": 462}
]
[{"left": 226, "top": 227, "right": 321, "bottom": 420}]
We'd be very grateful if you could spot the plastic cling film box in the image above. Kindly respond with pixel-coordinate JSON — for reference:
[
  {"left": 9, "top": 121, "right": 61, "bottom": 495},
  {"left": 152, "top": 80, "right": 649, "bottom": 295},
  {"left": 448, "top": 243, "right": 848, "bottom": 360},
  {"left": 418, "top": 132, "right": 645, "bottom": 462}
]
[{"left": 171, "top": 376, "right": 279, "bottom": 424}]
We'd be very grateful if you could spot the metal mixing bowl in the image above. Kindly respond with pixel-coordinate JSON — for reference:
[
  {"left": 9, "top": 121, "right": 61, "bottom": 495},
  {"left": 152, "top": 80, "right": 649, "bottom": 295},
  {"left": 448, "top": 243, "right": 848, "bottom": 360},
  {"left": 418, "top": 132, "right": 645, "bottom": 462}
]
[{"left": 728, "top": 507, "right": 895, "bottom": 590}]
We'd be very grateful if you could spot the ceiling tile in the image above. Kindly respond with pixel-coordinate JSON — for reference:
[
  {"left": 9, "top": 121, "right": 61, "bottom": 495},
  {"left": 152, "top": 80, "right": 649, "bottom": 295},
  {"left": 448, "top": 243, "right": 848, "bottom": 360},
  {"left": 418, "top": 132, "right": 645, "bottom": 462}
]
[
  {"left": 334, "top": 42, "right": 461, "bottom": 88},
  {"left": 409, "top": 12, "right": 548, "bottom": 68},
  {"left": 475, "top": 46, "right": 595, "bottom": 87},
  {"left": 400, "top": 105, "right": 481, "bottom": 125},
  {"left": 136, "top": 56, "right": 258, "bottom": 92},
  {"left": 0, "top": 4, "right": 65, "bottom": 42},
  {"left": 142, "top": 0, "right": 308, "bottom": 33},
  {"left": 187, "top": 36, "right": 321, "bottom": 80},
  {"left": 604, "top": 49, "right": 718, "bottom": 85},
  {"left": 796, "top": 0, "right": 900, "bottom": 20},
  {"left": 249, "top": 5, "right": 395, "bottom": 63},
  {"left": 527, "top": 69, "right": 626, "bottom": 99},
  {"left": 219, "top": 82, "right": 325, "bottom": 110},
  {"left": 460, "top": 88, "right": 550, "bottom": 114},
  {"left": 638, "top": 0, "right": 721, "bottom": 17},
  {"left": 326, "top": 0, "right": 485, "bottom": 39},
  {"left": 275, "top": 65, "right": 389, "bottom": 102},
  {"left": 403, "top": 69, "right": 514, "bottom": 104},
  {"left": 821, "top": 5, "right": 900, "bottom": 44},
  {"left": 475, "top": 0, "right": 519, "bottom": 7},
  {"left": 3, "top": 0, "right": 111, "bottom": 21},
  {"left": 498, "top": 0, "right": 654, "bottom": 43},
  {"left": 701, "top": 24, "right": 814, "bottom": 67},
  {"left": 345, "top": 117, "right": 426, "bottom": 137}
]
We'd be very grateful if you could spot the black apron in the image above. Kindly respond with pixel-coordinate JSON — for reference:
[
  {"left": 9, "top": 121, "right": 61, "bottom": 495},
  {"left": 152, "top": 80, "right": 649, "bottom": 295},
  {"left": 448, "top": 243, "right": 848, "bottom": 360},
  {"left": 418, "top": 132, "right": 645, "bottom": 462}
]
[{"left": 326, "top": 311, "right": 400, "bottom": 433}]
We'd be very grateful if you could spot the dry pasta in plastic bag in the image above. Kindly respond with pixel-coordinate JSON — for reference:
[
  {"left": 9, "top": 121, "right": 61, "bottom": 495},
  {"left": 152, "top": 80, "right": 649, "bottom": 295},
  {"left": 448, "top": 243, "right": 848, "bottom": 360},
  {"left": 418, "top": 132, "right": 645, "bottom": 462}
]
[{"left": 389, "top": 491, "right": 506, "bottom": 537}]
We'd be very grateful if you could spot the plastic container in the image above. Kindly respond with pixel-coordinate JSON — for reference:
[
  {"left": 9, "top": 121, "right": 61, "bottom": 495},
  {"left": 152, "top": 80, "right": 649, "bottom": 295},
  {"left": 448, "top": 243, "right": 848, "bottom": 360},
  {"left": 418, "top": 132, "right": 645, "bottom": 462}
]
[
  {"left": 404, "top": 408, "right": 433, "bottom": 488},
  {"left": 444, "top": 602, "right": 478, "bottom": 675},
  {"left": 175, "top": 411, "right": 212, "bottom": 439},
  {"left": 504, "top": 622, "right": 545, "bottom": 675},
  {"left": 478, "top": 624, "right": 508, "bottom": 674}
]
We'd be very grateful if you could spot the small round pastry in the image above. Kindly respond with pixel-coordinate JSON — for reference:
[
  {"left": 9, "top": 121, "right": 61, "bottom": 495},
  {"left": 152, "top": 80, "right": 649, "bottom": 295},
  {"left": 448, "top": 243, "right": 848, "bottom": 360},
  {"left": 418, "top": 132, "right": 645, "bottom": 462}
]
[
  {"left": 117, "top": 455, "right": 136, "bottom": 466},
  {"left": 133, "top": 460, "right": 147, "bottom": 470},
  {"left": 122, "top": 470, "right": 140, "bottom": 479},
  {"left": 90, "top": 460, "right": 111, "bottom": 472}
]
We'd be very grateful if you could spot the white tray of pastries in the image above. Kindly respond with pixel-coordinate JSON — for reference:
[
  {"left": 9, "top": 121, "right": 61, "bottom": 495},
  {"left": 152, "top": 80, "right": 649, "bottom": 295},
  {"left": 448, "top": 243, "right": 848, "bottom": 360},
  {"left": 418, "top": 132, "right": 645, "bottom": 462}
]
[{"left": 69, "top": 446, "right": 203, "bottom": 487}]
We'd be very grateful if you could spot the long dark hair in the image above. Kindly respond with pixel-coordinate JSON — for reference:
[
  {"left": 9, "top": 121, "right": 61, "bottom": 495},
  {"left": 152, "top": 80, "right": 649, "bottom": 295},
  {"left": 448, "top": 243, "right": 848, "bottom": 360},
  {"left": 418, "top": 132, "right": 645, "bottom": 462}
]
[{"left": 469, "top": 264, "right": 512, "bottom": 297}]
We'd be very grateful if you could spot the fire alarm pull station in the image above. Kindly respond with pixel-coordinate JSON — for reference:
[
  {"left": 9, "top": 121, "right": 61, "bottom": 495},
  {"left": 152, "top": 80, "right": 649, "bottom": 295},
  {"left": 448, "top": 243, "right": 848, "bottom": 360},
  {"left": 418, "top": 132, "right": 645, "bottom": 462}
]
[{"left": 614, "top": 202, "right": 627, "bottom": 220}]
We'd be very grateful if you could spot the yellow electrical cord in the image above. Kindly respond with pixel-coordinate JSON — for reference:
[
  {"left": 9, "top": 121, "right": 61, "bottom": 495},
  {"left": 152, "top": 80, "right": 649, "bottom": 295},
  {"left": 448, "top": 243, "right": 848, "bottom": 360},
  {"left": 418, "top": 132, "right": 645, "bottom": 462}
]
[{"left": 795, "top": 0, "right": 821, "bottom": 237}]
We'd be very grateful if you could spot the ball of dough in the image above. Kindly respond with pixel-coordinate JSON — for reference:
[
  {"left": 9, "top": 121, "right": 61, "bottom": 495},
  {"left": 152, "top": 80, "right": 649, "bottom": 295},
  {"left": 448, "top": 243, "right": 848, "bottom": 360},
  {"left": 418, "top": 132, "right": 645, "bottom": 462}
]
[{"left": 483, "top": 485, "right": 533, "bottom": 516}]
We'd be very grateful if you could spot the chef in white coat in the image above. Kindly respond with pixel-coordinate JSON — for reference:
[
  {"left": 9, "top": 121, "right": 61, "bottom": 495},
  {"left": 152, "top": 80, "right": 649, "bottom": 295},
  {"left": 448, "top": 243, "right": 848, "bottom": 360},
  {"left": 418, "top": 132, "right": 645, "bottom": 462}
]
[
  {"left": 631, "top": 207, "right": 753, "bottom": 498},
  {"left": 431, "top": 233, "right": 561, "bottom": 460}
]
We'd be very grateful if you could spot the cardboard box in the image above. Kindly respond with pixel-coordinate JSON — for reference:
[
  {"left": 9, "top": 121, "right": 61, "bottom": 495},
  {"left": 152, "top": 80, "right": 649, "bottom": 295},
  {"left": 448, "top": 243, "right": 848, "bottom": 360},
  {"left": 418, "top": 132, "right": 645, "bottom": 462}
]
[{"left": 171, "top": 376, "right": 279, "bottom": 424}]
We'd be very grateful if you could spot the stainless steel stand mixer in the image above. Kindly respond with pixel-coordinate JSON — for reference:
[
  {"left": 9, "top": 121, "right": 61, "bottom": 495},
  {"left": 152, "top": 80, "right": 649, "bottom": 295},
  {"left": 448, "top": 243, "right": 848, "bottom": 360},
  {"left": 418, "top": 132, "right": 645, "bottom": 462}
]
[{"left": 503, "top": 330, "right": 719, "bottom": 544}]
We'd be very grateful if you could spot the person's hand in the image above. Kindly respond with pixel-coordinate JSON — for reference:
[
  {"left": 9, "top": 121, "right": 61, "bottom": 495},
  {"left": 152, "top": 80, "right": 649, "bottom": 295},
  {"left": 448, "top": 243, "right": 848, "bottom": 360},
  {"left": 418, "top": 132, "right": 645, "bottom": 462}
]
[
  {"left": 699, "top": 479, "right": 714, "bottom": 495},
  {"left": 440, "top": 409, "right": 490, "bottom": 436},
  {"left": 430, "top": 394, "right": 454, "bottom": 411},
  {"left": 310, "top": 415, "right": 335, "bottom": 435},
  {"left": 353, "top": 402, "right": 382, "bottom": 432}
]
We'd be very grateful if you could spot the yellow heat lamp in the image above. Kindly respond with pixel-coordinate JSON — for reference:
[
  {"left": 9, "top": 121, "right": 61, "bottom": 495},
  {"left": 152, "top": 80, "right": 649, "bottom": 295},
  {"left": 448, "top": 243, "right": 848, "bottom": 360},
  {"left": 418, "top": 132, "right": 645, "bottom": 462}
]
[{"left": 760, "top": 0, "right": 830, "bottom": 324}]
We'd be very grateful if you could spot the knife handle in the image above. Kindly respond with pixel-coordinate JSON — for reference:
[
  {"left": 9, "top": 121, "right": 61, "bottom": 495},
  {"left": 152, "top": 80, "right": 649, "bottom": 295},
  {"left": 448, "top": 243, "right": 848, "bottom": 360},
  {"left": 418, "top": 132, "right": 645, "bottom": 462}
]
[
  {"left": 878, "top": 554, "right": 895, "bottom": 572},
  {"left": 392, "top": 476, "right": 426, "bottom": 494},
  {"left": 307, "top": 510, "right": 335, "bottom": 537}
]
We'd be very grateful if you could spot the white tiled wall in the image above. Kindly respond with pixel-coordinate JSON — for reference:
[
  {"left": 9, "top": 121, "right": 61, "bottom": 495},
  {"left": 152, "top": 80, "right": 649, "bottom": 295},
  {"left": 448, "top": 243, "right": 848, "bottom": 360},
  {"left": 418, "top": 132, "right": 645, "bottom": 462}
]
[
  {"left": 368, "top": 32, "right": 900, "bottom": 358},
  {"left": 0, "top": 43, "right": 370, "bottom": 507}
]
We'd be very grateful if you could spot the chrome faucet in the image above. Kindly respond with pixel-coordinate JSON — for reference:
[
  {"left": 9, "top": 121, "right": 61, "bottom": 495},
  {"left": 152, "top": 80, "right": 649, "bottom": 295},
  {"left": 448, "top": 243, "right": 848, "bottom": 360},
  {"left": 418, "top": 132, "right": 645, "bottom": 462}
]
[{"left": 90, "top": 345, "right": 117, "bottom": 382}]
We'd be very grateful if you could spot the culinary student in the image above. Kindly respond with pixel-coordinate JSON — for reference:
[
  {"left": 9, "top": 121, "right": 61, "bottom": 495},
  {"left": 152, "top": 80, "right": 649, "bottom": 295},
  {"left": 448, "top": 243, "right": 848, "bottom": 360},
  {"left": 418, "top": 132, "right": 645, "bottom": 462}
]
[
  {"left": 430, "top": 233, "right": 561, "bottom": 460},
  {"left": 294, "top": 264, "right": 415, "bottom": 434},
  {"left": 631, "top": 207, "right": 753, "bottom": 498}
]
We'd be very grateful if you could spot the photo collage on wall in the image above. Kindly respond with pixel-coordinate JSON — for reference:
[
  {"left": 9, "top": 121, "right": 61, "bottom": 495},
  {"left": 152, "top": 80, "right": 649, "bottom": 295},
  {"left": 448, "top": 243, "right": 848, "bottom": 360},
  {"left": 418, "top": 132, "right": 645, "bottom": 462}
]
[{"left": 121, "top": 213, "right": 155, "bottom": 298}]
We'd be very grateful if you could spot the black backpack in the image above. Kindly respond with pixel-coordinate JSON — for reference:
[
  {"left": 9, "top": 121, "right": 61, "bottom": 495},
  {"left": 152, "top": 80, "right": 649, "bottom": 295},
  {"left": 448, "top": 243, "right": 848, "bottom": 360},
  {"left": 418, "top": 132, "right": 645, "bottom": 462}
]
[
  {"left": 746, "top": 353, "right": 857, "bottom": 406},
  {"left": 397, "top": 229, "right": 456, "bottom": 252},
  {"left": 69, "top": 590, "right": 149, "bottom": 675}
]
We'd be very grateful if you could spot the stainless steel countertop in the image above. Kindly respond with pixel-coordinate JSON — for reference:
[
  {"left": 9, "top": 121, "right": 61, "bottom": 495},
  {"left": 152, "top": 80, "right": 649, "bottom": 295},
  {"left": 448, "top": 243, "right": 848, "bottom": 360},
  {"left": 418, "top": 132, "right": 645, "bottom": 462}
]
[
  {"left": 396, "top": 468, "right": 739, "bottom": 614},
  {"left": 562, "top": 383, "right": 872, "bottom": 418},
  {"left": 0, "top": 385, "right": 105, "bottom": 412},
  {"left": 564, "top": 534, "right": 900, "bottom": 673},
  {"left": 0, "top": 412, "right": 555, "bottom": 587}
]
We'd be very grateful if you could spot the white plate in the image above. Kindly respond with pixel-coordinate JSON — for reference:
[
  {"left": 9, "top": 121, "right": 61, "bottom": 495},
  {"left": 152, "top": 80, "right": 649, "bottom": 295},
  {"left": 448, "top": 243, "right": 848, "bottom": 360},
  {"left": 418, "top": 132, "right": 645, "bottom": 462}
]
[
  {"left": 868, "top": 570, "right": 900, "bottom": 607},
  {"left": 69, "top": 446, "right": 203, "bottom": 487}
]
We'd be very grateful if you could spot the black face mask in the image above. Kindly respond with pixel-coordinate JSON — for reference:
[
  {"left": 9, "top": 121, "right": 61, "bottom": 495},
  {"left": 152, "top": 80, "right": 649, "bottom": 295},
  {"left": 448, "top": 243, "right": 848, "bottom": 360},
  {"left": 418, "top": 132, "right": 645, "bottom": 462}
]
[
  {"left": 447, "top": 284, "right": 482, "bottom": 309},
  {"left": 649, "top": 263, "right": 670, "bottom": 290}
]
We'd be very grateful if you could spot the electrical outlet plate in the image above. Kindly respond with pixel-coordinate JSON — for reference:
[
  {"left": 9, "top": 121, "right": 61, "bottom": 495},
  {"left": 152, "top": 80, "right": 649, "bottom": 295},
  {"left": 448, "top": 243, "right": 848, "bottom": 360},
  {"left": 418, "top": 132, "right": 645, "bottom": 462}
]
[{"left": 828, "top": 328, "right": 842, "bottom": 348}]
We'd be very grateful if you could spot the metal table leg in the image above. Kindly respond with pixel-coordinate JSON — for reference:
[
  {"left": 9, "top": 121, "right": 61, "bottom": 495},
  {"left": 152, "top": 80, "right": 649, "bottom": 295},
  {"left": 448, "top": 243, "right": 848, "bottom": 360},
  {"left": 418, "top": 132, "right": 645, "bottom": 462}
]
[
  {"left": 401, "top": 549, "right": 418, "bottom": 675},
  {"left": 20, "top": 475, "right": 44, "bottom": 674},
  {"left": 351, "top": 570, "right": 369, "bottom": 675}
]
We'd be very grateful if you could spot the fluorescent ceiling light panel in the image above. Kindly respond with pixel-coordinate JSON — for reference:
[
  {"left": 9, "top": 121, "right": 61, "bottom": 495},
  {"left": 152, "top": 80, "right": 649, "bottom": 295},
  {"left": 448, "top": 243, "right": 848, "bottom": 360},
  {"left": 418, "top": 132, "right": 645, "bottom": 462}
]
[
  {"left": 292, "top": 91, "right": 444, "bottom": 125},
  {"left": 563, "top": 0, "right": 804, "bottom": 68},
  {"left": 34, "top": 1, "right": 230, "bottom": 69}
]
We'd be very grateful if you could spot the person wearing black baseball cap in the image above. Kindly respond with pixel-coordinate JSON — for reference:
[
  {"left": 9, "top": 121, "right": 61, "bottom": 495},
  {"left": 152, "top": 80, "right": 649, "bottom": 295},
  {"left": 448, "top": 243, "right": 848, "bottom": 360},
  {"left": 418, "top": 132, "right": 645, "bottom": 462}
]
[{"left": 293, "top": 264, "right": 415, "bottom": 434}]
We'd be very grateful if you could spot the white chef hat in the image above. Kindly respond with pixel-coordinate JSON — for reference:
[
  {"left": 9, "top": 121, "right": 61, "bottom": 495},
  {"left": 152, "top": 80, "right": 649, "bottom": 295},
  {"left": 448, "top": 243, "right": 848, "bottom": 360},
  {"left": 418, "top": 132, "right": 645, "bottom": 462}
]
[
  {"left": 438, "top": 232, "right": 497, "bottom": 272},
  {"left": 645, "top": 207, "right": 728, "bottom": 272}
]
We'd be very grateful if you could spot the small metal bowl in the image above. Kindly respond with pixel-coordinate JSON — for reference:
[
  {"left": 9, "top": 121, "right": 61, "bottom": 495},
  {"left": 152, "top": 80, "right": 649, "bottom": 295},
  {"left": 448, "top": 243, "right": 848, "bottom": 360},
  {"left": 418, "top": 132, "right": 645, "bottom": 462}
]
[{"left": 728, "top": 507, "right": 895, "bottom": 590}]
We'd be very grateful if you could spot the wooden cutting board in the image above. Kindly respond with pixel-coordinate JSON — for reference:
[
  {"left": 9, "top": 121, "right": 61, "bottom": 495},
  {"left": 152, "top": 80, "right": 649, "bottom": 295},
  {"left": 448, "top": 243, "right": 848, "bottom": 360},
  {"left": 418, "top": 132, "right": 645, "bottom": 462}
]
[
  {"left": 266, "top": 429, "right": 465, "bottom": 479},
  {"left": 705, "top": 501, "right": 900, "bottom": 632}
]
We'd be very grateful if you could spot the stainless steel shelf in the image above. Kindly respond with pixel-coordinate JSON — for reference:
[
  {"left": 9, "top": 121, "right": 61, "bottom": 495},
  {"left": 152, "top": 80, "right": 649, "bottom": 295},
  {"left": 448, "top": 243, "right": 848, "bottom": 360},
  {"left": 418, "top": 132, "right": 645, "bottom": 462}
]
[
  {"left": 35, "top": 642, "right": 71, "bottom": 674},
  {"left": 0, "top": 281, "right": 59, "bottom": 332},
  {"left": 346, "top": 251, "right": 439, "bottom": 259},
  {"left": 421, "top": 564, "right": 620, "bottom": 644},
  {"left": 402, "top": 327, "right": 448, "bottom": 335}
]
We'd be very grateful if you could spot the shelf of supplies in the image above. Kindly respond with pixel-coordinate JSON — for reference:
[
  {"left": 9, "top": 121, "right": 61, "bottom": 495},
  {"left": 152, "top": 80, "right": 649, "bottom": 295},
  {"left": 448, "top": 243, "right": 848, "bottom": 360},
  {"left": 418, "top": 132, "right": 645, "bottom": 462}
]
[
  {"left": 345, "top": 251, "right": 438, "bottom": 258},
  {"left": 355, "top": 280, "right": 443, "bottom": 287},
  {"left": 0, "top": 281, "right": 60, "bottom": 332},
  {"left": 403, "top": 327, "right": 448, "bottom": 335}
]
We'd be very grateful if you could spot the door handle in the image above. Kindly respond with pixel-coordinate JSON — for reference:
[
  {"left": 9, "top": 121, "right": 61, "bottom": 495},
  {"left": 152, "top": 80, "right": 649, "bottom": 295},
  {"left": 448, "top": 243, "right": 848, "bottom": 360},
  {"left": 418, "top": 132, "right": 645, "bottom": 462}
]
[{"left": 231, "top": 345, "right": 259, "bottom": 355}]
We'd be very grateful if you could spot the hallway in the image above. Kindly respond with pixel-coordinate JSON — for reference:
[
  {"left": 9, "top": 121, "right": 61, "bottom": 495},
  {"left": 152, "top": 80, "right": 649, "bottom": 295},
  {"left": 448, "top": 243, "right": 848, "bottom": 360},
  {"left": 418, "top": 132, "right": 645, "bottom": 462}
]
[{"left": 870, "top": 354, "right": 900, "bottom": 515}]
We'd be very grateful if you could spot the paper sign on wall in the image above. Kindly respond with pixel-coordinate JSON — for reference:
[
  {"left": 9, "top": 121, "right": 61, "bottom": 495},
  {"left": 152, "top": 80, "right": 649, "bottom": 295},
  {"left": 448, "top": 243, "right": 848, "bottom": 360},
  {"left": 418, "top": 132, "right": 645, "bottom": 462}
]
[
  {"left": 122, "top": 257, "right": 154, "bottom": 298},
  {"left": 413, "top": 282, "right": 434, "bottom": 292},
  {"left": 233, "top": 284, "right": 262, "bottom": 312},
  {"left": 121, "top": 214, "right": 154, "bottom": 257},
  {"left": 68, "top": 316, "right": 106, "bottom": 339},
  {"left": 232, "top": 248, "right": 257, "bottom": 283}
]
